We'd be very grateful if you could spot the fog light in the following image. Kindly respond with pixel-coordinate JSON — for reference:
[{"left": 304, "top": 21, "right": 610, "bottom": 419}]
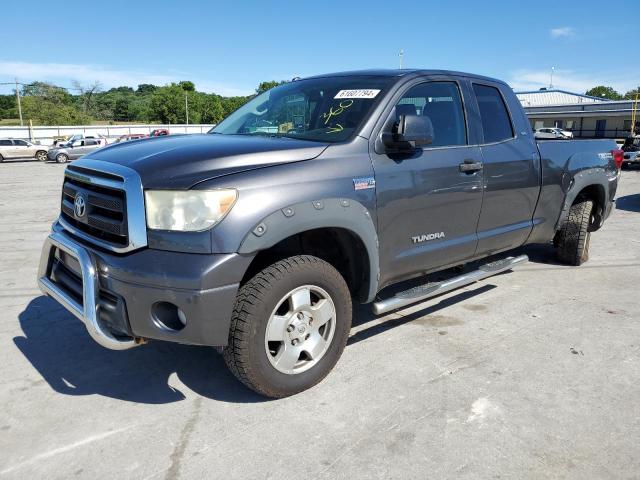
[{"left": 152, "top": 302, "right": 187, "bottom": 331}]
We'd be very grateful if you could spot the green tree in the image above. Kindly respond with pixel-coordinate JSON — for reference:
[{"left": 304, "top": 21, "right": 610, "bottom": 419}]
[
  {"left": 149, "top": 83, "right": 187, "bottom": 123},
  {"left": 195, "top": 93, "right": 224, "bottom": 123},
  {"left": 624, "top": 87, "right": 640, "bottom": 100},
  {"left": 585, "top": 86, "right": 622, "bottom": 100},
  {"left": 0, "top": 94, "right": 16, "bottom": 119},
  {"left": 179, "top": 81, "right": 196, "bottom": 92},
  {"left": 256, "top": 80, "right": 287, "bottom": 94},
  {"left": 21, "top": 82, "right": 90, "bottom": 125},
  {"left": 136, "top": 84, "right": 157, "bottom": 95}
]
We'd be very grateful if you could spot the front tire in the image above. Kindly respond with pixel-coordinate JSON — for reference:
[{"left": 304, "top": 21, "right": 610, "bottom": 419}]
[
  {"left": 223, "top": 255, "right": 352, "bottom": 398},
  {"left": 35, "top": 150, "right": 48, "bottom": 162},
  {"left": 555, "top": 199, "right": 594, "bottom": 266},
  {"left": 56, "top": 153, "right": 68, "bottom": 163}
]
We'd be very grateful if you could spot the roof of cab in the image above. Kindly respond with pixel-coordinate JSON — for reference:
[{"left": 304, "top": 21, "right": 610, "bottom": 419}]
[{"left": 302, "top": 69, "right": 507, "bottom": 86}]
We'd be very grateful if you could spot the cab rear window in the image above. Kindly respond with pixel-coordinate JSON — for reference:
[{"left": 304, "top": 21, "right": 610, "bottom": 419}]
[{"left": 473, "top": 84, "right": 514, "bottom": 144}]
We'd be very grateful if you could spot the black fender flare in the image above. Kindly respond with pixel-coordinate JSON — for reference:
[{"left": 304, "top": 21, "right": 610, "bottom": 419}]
[
  {"left": 238, "top": 198, "right": 380, "bottom": 302},
  {"left": 555, "top": 166, "right": 608, "bottom": 230}
]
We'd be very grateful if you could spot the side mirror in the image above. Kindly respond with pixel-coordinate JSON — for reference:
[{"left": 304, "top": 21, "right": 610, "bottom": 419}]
[{"left": 382, "top": 114, "right": 434, "bottom": 152}]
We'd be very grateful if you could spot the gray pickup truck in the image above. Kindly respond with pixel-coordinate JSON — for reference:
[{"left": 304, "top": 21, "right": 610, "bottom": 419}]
[{"left": 38, "top": 70, "right": 622, "bottom": 397}]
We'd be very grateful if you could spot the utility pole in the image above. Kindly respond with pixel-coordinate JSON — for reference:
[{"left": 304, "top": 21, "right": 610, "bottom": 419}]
[
  {"left": 185, "top": 92, "right": 189, "bottom": 125},
  {"left": 550, "top": 66, "right": 555, "bottom": 89},
  {"left": 15, "top": 78, "right": 23, "bottom": 126},
  {"left": 631, "top": 93, "right": 639, "bottom": 136},
  {"left": 399, "top": 49, "right": 404, "bottom": 69}
]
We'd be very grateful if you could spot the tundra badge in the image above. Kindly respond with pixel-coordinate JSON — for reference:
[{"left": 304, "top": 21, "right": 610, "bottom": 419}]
[{"left": 412, "top": 232, "right": 445, "bottom": 244}]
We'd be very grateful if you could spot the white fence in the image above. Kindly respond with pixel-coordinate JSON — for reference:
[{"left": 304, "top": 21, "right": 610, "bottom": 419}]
[{"left": 0, "top": 124, "right": 216, "bottom": 146}]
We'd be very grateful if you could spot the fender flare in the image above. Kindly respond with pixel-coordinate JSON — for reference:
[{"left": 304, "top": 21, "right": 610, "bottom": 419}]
[
  {"left": 238, "top": 198, "right": 380, "bottom": 302},
  {"left": 555, "top": 167, "right": 608, "bottom": 230}
]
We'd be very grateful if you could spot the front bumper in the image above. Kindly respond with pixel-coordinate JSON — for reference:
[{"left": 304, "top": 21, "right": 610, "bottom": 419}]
[{"left": 38, "top": 223, "right": 253, "bottom": 349}]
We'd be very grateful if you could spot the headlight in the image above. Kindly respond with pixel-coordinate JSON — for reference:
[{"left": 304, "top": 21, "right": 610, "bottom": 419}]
[{"left": 144, "top": 189, "right": 237, "bottom": 231}]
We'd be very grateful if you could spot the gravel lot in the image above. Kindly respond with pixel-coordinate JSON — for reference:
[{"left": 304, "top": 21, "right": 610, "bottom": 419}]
[{"left": 1, "top": 161, "right": 639, "bottom": 479}]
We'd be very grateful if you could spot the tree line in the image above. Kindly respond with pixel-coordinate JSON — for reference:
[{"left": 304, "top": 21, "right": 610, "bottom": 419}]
[
  {"left": 0, "top": 79, "right": 286, "bottom": 125},
  {"left": 585, "top": 85, "right": 640, "bottom": 101}
]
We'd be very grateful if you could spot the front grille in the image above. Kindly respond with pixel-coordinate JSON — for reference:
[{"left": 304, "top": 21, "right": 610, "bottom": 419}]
[{"left": 61, "top": 174, "right": 129, "bottom": 247}]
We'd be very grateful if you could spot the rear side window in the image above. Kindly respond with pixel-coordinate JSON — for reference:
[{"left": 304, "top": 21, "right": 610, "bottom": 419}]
[
  {"left": 396, "top": 81, "right": 467, "bottom": 148},
  {"left": 472, "top": 84, "right": 514, "bottom": 143},
  {"left": 0, "top": 139, "right": 12, "bottom": 146}
]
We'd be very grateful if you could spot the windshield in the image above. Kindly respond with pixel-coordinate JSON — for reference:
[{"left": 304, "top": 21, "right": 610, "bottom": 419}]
[{"left": 210, "top": 76, "right": 394, "bottom": 143}]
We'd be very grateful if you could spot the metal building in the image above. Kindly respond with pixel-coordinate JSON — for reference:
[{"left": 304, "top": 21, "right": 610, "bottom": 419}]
[{"left": 516, "top": 89, "right": 639, "bottom": 139}]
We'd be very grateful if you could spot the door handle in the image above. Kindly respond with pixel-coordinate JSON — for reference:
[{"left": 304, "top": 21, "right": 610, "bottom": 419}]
[{"left": 459, "top": 160, "right": 483, "bottom": 173}]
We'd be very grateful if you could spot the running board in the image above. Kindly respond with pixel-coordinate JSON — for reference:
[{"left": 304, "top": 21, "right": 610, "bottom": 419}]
[{"left": 372, "top": 255, "right": 529, "bottom": 315}]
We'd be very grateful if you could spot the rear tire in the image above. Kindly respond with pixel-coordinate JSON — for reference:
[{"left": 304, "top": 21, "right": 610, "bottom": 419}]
[
  {"left": 35, "top": 150, "right": 48, "bottom": 162},
  {"left": 555, "top": 199, "right": 594, "bottom": 266},
  {"left": 223, "top": 255, "right": 352, "bottom": 398},
  {"left": 56, "top": 153, "right": 68, "bottom": 164}
]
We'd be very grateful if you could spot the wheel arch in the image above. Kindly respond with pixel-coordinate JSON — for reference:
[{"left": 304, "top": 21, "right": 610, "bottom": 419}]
[
  {"left": 556, "top": 169, "right": 609, "bottom": 232},
  {"left": 238, "top": 198, "right": 379, "bottom": 302}
]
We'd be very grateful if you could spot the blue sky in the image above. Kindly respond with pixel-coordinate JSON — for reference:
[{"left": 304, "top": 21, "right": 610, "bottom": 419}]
[{"left": 1, "top": 0, "right": 638, "bottom": 96}]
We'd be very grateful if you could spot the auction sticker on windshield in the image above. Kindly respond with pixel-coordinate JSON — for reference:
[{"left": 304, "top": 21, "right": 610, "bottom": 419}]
[{"left": 334, "top": 89, "right": 380, "bottom": 99}]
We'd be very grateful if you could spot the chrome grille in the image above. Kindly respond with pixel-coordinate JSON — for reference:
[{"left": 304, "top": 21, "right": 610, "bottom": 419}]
[
  {"left": 61, "top": 177, "right": 128, "bottom": 246},
  {"left": 57, "top": 159, "right": 148, "bottom": 253}
]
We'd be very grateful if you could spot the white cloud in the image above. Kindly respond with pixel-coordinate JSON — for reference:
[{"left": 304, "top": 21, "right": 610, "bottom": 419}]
[
  {"left": 507, "top": 68, "right": 639, "bottom": 94},
  {"left": 0, "top": 61, "right": 254, "bottom": 96},
  {"left": 550, "top": 27, "right": 575, "bottom": 38}
]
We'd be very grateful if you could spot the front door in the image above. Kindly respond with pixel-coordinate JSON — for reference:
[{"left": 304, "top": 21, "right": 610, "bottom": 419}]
[{"left": 371, "top": 79, "right": 484, "bottom": 287}]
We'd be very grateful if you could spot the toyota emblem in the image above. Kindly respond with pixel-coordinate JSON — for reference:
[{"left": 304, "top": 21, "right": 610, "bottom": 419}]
[{"left": 74, "top": 193, "right": 87, "bottom": 218}]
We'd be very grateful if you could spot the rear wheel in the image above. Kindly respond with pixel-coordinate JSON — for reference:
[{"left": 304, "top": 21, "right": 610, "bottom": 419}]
[
  {"left": 35, "top": 150, "right": 48, "bottom": 162},
  {"left": 223, "top": 255, "right": 352, "bottom": 398},
  {"left": 555, "top": 199, "right": 594, "bottom": 266},
  {"left": 56, "top": 153, "right": 68, "bottom": 164}
]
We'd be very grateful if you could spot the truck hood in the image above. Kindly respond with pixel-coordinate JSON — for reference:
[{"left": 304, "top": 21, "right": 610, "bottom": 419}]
[{"left": 84, "top": 134, "right": 329, "bottom": 189}]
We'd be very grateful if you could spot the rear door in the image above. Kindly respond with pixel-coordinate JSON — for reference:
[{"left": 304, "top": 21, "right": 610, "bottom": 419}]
[
  {"left": 0, "top": 139, "right": 14, "bottom": 158},
  {"left": 371, "top": 77, "right": 484, "bottom": 287},
  {"left": 470, "top": 82, "right": 540, "bottom": 255}
]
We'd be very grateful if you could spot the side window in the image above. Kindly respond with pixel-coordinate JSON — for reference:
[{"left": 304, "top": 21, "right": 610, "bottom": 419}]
[
  {"left": 85, "top": 140, "right": 98, "bottom": 146},
  {"left": 0, "top": 139, "right": 12, "bottom": 146},
  {"left": 472, "top": 84, "right": 514, "bottom": 143},
  {"left": 396, "top": 81, "right": 467, "bottom": 148},
  {"left": 14, "top": 140, "right": 28, "bottom": 146}
]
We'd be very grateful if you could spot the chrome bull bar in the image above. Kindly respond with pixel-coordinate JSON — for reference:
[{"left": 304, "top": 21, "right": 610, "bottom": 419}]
[{"left": 37, "top": 231, "right": 138, "bottom": 350}]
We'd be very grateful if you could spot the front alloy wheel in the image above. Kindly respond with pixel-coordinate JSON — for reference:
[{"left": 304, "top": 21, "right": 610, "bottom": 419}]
[
  {"left": 56, "top": 153, "right": 68, "bottom": 163},
  {"left": 223, "top": 255, "right": 352, "bottom": 398},
  {"left": 265, "top": 285, "right": 336, "bottom": 374}
]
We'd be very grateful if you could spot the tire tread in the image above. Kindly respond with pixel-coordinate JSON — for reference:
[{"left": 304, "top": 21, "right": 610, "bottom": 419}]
[{"left": 223, "top": 255, "right": 351, "bottom": 398}]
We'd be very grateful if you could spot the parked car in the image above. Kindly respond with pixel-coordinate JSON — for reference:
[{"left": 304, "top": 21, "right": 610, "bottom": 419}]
[
  {"left": 55, "top": 134, "right": 109, "bottom": 147},
  {"left": 38, "top": 69, "right": 621, "bottom": 398},
  {"left": 621, "top": 135, "right": 640, "bottom": 168},
  {"left": 149, "top": 129, "right": 169, "bottom": 137},
  {"left": 114, "top": 134, "right": 147, "bottom": 143},
  {"left": 535, "top": 127, "right": 573, "bottom": 139},
  {"left": 47, "top": 138, "right": 104, "bottom": 163},
  {"left": 0, "top": 138, "right": 49, "bottom": 162}
]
